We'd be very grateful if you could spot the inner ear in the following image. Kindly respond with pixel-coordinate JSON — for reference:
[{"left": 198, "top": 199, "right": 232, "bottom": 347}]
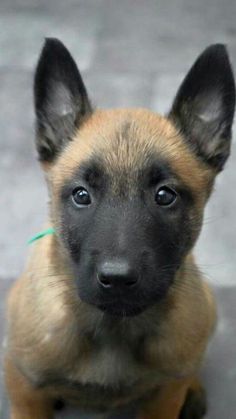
[
  {"left": 169, "top": 44, "right": 235, "bottom": 171},
  {"left": 34, "top": 38, "right": 92, "bottom": 163},
  {"left": 195, "top": 91, "right": 223, "bottom": 123}
]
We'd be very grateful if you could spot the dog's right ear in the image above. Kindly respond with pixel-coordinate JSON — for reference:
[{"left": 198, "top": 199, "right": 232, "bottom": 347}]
[{"left": 34, "top": 38, "right": 92, "bottom": 163}]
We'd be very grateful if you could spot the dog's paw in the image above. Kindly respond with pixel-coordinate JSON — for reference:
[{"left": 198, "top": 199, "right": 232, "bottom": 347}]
[{"left": 179, "top": 387, "right": 207, "bottom": 419}]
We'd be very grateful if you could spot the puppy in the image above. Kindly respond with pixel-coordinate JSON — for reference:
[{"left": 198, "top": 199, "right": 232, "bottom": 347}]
[{"left": 4, "top": 39, "right": 235, "bottom": 419}]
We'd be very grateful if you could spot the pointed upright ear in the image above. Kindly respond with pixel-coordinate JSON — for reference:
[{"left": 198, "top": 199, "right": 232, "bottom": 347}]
[
  {"left": 34, "top": 38, "right": 92, "bottom": 162},
  {"left": 169, "top": 44, "right": 235, "bottom": 171}
]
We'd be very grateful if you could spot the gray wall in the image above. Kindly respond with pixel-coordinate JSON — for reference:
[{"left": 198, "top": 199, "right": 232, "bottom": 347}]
[{"left": 1, "top": 1, "right": 236, "bottom": 418}]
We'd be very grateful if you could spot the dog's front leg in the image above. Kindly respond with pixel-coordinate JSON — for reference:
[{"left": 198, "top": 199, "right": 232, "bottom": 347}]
[
  {"left": 138, "top": 377, "right": 205, "bottom": 419},
  {"left": 4, "top": 356, "right": 54, "bottom": 419}
]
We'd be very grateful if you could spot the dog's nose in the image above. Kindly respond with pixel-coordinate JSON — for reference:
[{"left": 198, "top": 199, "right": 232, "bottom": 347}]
[{"left": 97, "top": 260, "right": 138, "bottom": 290}]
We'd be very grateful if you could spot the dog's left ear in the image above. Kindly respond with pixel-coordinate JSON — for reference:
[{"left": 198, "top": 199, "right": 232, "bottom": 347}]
[
  {"left": 169, "top": 44, "right": 235, "bottom": 171},
  {"left": 34, "top": 38, "right": 92, "bottom": 163}
]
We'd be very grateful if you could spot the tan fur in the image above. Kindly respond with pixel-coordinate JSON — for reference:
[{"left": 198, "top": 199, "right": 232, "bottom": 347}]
[
  {"left": 5, "top": 109, "right": 217, "bottom": 418},
  {"left": 50, "top": 109, "right": 212, "bottom": 199}
]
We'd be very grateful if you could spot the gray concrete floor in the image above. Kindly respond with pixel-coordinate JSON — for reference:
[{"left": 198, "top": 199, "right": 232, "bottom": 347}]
[{"left": 1, "top": 0, "right": 236, "bottom": 418}]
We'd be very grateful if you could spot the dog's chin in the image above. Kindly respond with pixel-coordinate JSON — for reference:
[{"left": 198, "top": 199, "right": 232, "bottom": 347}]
[{"left": 96, "top": 302, "right": 148, "bottom": 317}]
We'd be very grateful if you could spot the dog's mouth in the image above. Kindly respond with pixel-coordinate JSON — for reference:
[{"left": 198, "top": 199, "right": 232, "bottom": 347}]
[
  {"left": 97, "top": 302, "right": 148, "bottom": 317},
  {"left": 77, "top": 273, "right": 175, "bottom": 318},
  {"left": 76, "top": 264, "right": 177, "bottom": 318}
]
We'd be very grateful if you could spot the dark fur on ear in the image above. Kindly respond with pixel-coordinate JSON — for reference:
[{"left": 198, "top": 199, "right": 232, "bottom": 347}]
[
  {"left": 169, "top": 44, "right": 235, "bottom": 171},
  {"left": 34, "top": 38, "right": 92, "bottom": 162}
]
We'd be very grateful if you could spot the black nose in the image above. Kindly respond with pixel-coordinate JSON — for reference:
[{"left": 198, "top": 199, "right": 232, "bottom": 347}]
[{"left": 97, "top": 260, "right": 138, "bottom": 290}]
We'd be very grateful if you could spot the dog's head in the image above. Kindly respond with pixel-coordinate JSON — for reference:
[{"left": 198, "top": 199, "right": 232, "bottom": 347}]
[{"left": 34, "top": 39, "right": 235, "bottom": 316}]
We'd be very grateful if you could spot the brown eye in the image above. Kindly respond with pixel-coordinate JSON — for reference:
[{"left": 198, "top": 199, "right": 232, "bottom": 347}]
[
  {"left": 155, "top": 186, "right": 177, "bottom": 206},
  {"left": 72, "top": 187, "right": 91, "bottom": 207}
]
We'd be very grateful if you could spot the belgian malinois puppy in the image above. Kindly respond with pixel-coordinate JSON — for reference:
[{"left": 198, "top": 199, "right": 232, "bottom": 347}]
[{"left": 4, "top": 39, "right": 235, "bottom": 419}]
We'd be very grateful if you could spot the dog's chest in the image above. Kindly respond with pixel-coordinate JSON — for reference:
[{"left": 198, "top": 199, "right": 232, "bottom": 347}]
[
  {"left": 29, "top": 315, "right": 165, "bottom": 409},
  {"left": 54, "top": 338, "right": 160, "bottom": 410},
  {"left": 71, "top": 340, "right": 149, "bottom": 386}
]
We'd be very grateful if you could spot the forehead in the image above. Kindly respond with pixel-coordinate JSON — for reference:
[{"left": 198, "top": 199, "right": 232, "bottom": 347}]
[{"left": 51, "top": 109, "right": 210, "bottom": 197}]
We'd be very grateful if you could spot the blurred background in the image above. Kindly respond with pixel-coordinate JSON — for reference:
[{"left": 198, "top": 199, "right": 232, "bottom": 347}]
[{"left": 0, "top": 0, "right": 236, "bottom": 418}]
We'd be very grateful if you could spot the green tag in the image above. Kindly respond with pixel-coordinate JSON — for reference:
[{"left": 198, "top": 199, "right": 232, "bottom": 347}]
[{"left": 27, "top": 227, "right": 55, "bottom": 244}]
